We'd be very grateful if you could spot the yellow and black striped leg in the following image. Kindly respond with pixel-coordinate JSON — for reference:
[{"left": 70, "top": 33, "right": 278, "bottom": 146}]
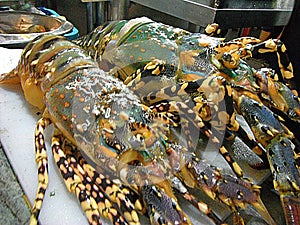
[
  {"left": 150, "top": 101, "right": 244, "bottom": 178},
  {"left": 52, "top": 131, "right": 141, "bottom": 225},
  {"left": 51, "top": 131, "right": 103, "bottom": 225},
  {"left": 149, "top": 101, "right": 215, "bottom": 148},
  {"left": 30, "top": 117, "right": 52, "bottom": 225},
  {"left": 63, "top": 141, "right": 142, "bottom": 225},
  {"left": 250, "top": 39, "right": 297, "bottom": 93},
  {"left": 124, "top": 59, "right": 168, "bottom": 86}
]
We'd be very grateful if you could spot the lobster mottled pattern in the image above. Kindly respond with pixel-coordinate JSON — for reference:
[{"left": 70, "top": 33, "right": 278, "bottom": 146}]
[{"left": 0, "top": 17, "right": 300, "bottom": 225}]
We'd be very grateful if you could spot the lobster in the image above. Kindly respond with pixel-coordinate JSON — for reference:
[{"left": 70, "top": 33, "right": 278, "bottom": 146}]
[
  {"left": 0, "top": 34, "right": 277, "bottom": 225},
  {"left": 74, "top": 17, "right": 300, "bottom": 224}
]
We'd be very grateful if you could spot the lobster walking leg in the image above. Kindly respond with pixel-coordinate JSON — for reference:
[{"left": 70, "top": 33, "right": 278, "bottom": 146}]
[
  {"left": 251, "top": 39, "right": 295, "bottom": 90},
  {"left": 52, "top": 131, "right": 139, "bottom": 225},
  {"left": 166, "top": 143, "right": 276, "bottom": 225},
  {"left": 63, "top": 140, "right": 143, "bottom": 225},
  {"left": 170, "top": 176, "right": 223, "bottom": 224},
  {"left": 30, "top": 117, "right": 52, "bottom": 225},
  {"left": 51, "top": 131, "right": 103, "bottom": 225},
  {"left": 236, "top": 95, "right": 300, "bottom": 225},
  {"left": 266, "top": 136, "right": 300, "bottom": 225}
]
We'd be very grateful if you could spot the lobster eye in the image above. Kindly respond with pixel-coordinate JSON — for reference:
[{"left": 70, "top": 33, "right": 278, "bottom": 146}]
[
  {"left": 222, "top": 52, "right": 232, "bottom": 61},
  {"left": 250, "top": 114, "right": 258, "bottom": 123},
  {"left": 236, "top": 190, "right": 244, "bottom": 200},
  {"left": 293, "top": 95, "right": 298, "bottom": 100},
  {"left": 261, "top": 125, "right": 272, "bottom": 135}
]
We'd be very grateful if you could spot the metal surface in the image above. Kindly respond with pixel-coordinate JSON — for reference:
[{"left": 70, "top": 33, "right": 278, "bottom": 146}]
[
  {"left": 83, "top": 0, "right": 110, "bottom": 33},
  {"left": 86, "top": 3, "right": 94, "bottom": 32},
  {"left": 110, "top": 0, "right": 130, "bottom": 20},
  {"left": 0, "top": 11, "right": 73, "bottom": 47},
  {"left": 130, "top": 0, "right": 295, "bottom": 28}
]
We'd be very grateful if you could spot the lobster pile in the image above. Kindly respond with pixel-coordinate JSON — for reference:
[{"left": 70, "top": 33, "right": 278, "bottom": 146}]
[{"left": 0, "top": 17, "right": 299, "bottom": 225}]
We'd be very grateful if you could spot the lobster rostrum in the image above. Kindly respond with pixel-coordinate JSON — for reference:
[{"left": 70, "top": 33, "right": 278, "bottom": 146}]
[
  {"left": 74, "top": 17, "right": 300, "bottom": 224},
  {"left": 0, "top": 34, "right": 277, "bottom": 225}
]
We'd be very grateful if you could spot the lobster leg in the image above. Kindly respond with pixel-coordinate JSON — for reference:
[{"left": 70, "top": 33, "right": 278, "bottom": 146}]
[
  {"left": 52, "top": 130, "right": 145, "bottom": 225},
  {"left": 250, "top": 39, "right": 295, "bottom": 89},
  {"left": 64, "top": 140, "right": 143, "bottom": 225},
  {"left": 51, "top": 131, "right": 103, "bottom": 225},
  {"left": 217, "top": 37, "right": 298, "bottom": 95},
  {"left": 266, "top": 136, "right": 300, "bottom": 225},
  {"left": 171, "top": 176, "right": 223, "bottom": 225},
  {"left": 236, "top": 95, "right": 300, "bottom": 225},
  {"left": 124, "top": 59, "right": 168, "bottom": 86},
  {"left": 131, "top": 60, "right": 267, "bottom": 165},
  {"left": 166, "top": 143, "right": 275, "bottom": 225},
  {"left": 30, "top": 117, "right": 52, "bottom": 225}
]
